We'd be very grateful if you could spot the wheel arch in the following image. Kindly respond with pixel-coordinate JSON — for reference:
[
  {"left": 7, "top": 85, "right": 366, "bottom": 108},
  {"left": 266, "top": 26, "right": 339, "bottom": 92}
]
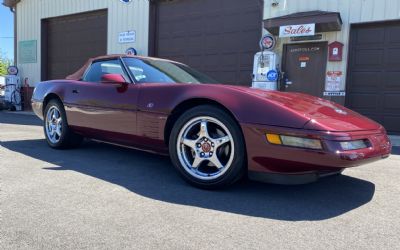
[
  {"left": 42, "top": 93, "right": 63, "bottom": 115},
  {"left": 164, "top": 98, "right": 243, "bottom": 145}
]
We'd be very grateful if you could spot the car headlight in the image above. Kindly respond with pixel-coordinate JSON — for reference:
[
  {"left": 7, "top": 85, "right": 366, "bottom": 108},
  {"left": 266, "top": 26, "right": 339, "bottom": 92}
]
[
  {"left": 266, "top": 134, "right": 322, "bottom": 150},
  {"left": 339, "top": 140, "right": 368, "bottom": 150}
]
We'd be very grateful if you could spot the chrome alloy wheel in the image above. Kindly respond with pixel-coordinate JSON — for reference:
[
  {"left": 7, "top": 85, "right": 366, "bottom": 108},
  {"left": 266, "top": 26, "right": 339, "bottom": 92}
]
[
  {"left": 176, "top": 116, "right": 235, "bottom": 180},
  {"left": 45, "top": 106, "right": 63, "bottom": 144}
]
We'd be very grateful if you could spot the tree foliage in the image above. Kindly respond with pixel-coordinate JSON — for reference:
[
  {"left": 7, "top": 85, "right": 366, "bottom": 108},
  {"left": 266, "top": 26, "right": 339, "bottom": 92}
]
[{"left": 0, "top": 50, "right": 13, "bottom": 76}]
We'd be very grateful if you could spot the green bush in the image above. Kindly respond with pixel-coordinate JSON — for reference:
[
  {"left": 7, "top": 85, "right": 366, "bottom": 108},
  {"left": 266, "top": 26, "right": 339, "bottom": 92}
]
[{"left": 0, "top": 50, "right": 13, "bottom": 76}]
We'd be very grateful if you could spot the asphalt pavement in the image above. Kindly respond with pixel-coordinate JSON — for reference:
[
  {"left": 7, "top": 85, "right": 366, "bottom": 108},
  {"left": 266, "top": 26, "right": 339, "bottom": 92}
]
[{"left": 1, "top": 111, "right": 399, "bottom": 249}]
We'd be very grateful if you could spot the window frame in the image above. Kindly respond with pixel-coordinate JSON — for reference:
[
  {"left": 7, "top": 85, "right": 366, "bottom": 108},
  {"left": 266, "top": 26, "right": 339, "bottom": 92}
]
[
  {"left": 120, "top": 56, "right": 217, "bottom": 84},
  {"left": 82, "top": 57, "right": 134, "bottom": 84}
]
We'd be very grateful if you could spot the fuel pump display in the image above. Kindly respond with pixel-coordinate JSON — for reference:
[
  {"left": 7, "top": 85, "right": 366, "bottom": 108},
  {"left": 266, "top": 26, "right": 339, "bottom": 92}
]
[
  {"left": 252, "top": 51, "right": 280, "bottom": 90},
  {"left": 3, "top": 66, "right": 22, "bottom": 111},
  {"left": 252, "top": 34, "right": 280, "bottom": 91}
]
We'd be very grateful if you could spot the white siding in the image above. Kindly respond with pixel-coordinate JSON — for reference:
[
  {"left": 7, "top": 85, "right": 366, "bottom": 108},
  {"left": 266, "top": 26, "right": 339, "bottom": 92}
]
[
  {"left": 16, "top": 0, "right": 400, "bottom": 89},
  {"left": 263, "top": 0, "right": 400, "bottom": 92},
  {"left": 16, "top": 0, "right": 149, "bottom": 86}
]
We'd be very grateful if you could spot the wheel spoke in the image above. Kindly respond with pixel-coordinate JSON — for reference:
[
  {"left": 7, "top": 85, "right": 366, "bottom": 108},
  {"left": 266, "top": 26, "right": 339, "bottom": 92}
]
[
  {"left": 182, "top": 138, "right": 197, "bottom": 150},
  {"left": 55, "top": 126, "right": 62, "bottom": 137},
  {"left": 47, "top": 109, "right": 53, "bottom": 122},
  {"left": 214, "top": 135, "right": 231, "bottom": 149},
  {"left": 49, "top": 126, "right": 56, "bottom": 138},
  {"left": 209, "top": 155, "right": 224, "bottom": 169},
  {"left": 56, "top": 117, "right": 62, "bottom": 126},
  {"left": 199, "top": 121, "right": 209, "bottom": 138},
  {"left": 192, "top": 156, "right": 204, "bottom": 168}
]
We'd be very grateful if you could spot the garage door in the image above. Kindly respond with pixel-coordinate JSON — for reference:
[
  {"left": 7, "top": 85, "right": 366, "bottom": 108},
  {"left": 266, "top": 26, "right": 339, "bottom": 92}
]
[
  {"left": 153, "top": 0, "right": 263, "bottom": 85},
  {"left": 42, "top": 10, "right": 107, "bottom": 80},
  {"left": 346, "top": 21, "right": 400, "bottom": 134}
]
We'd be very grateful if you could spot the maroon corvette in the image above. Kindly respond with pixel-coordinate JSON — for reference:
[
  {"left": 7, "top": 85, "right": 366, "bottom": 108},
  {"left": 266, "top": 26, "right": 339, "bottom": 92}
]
[{"left": 32, "top": 55, "right": 391, "bottom": 188}]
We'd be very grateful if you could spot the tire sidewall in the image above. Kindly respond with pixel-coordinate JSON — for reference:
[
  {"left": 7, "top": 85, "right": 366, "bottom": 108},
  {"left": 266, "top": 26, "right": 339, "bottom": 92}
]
[{"left": 169, "top": 105, "right": 245, "bottom": 188}]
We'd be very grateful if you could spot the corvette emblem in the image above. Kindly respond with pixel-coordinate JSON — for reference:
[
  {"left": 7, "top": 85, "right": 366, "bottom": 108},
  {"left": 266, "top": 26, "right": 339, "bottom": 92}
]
[{"left": 201, "top": 143, "right": 212, "bottom": 153}]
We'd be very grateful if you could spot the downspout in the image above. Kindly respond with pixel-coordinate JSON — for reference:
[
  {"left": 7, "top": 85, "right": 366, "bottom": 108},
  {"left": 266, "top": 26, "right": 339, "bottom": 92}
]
[
  {"left": 2, "top": 0, "right": 20, "bottom": 64},
  {"left": 11, "top": 6, "right": 16, "bottom": 65}
]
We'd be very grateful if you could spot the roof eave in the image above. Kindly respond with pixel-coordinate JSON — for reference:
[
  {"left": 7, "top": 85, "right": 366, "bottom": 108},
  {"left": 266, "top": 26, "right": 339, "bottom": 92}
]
[{"left": 2, "top": 0, "right": 20, "bottom": 8}]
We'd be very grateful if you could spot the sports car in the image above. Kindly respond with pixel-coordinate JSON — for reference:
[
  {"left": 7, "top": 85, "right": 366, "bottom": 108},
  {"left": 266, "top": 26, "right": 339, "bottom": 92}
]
[{"left": 31, "top": 55, "right": 391, "bottom": 188}]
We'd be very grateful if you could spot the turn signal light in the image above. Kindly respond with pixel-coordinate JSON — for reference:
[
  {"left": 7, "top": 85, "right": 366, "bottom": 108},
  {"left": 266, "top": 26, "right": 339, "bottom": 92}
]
[
  {"left": 266, "top": 133, "right": 282, "bottom": 145},
  {"left": 266, "top": 133, "right": 323, "bottom": 150}
]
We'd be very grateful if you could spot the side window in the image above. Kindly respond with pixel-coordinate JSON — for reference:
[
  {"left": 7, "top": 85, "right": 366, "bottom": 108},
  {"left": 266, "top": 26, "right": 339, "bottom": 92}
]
[
  {"left": 124, "top": 58, "right": 175, "bottom": 84},
  {"left": 83, "top": 59, "right": 129, "bottom": 83}
]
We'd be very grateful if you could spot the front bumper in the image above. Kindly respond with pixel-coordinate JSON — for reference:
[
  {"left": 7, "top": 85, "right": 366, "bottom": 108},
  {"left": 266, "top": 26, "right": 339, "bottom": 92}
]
[
  {"left": 241, "top": 123, "right": 391, "bottom": 183},
  {"left": 31, "top": 99, "right": 44, "bottom": 120}
]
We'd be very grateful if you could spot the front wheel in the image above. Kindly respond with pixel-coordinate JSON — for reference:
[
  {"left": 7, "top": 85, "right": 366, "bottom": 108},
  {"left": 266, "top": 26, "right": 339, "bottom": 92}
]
[
  {"left": 169, "top": 105, "right": 246, "bottom": 189},
  {"left": 44, "top": 99, "right": 83, "bottom": 149}
]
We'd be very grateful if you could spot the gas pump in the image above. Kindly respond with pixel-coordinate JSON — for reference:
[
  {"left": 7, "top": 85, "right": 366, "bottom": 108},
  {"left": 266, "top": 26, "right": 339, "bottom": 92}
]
[
  {"left": 252, "top": 34, "right": 280, "bottom": 90},
  {"left": 252, "top": 51, "right": 280, "bottom": 90},
  {"left": 4, "top": 66, "right": 22, "bottom": 111}
]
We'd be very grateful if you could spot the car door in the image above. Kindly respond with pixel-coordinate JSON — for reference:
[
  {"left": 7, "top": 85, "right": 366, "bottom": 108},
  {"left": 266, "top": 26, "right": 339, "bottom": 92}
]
[{"left": 64, "top": 58, "right": 140, "bottom": 144}]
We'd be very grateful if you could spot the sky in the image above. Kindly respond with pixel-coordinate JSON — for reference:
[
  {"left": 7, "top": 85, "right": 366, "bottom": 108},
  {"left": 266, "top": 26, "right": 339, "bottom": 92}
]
[{"left": 0, "top": 4, "right": 14, "bottom": 61}]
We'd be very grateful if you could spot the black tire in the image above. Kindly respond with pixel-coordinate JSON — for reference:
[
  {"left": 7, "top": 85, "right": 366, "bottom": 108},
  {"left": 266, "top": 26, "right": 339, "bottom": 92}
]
[
  {"left": 43, "top": 99, "right": 83, "bottom": 149},
  {"left": 169, "top": 105, "right": 246, "bottom": 189}
]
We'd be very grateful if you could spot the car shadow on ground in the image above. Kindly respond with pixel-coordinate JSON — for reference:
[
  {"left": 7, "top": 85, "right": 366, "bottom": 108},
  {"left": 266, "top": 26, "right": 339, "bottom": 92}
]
[
  {"left": 0, "top": 138, "right": 377, "bottom": 221},
  {"left": 0, "top": 112, "right": 42, "bottom": 126}
]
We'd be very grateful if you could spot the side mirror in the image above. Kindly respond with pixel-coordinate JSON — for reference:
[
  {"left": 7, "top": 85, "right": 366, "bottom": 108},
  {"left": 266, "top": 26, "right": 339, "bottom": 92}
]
[{"left": 101, "top": 74, "right": 127, "bottom": 84}]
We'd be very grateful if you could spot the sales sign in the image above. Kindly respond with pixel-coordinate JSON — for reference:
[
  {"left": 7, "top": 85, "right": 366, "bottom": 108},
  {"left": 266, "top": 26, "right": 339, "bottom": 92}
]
[
  {"left": 119, "top": 31, "right": 136, "bottom": 43},
  {"left": 279, "top": 23, "right": 315, "bottom": 37}
]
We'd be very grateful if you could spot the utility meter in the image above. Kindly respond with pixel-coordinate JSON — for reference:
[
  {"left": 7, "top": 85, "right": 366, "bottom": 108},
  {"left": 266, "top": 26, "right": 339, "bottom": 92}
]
[{"left": 252, "top": 51, "right": 280, "bottom": 90}]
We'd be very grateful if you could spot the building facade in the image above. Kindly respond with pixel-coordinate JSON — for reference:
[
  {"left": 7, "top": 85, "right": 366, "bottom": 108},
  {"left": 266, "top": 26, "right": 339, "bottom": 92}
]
[
  {"left": 263, "top": 0, "right": 400, "bottom": 135},
  {"left": 4, "top": 0, "right": 400, "bottom": 134}
]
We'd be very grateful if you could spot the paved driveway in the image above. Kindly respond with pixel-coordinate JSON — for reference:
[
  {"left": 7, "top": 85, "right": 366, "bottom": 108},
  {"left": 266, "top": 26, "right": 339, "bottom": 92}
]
[{"left": 1, "top": 112, "right": 399, "bottom": 249}]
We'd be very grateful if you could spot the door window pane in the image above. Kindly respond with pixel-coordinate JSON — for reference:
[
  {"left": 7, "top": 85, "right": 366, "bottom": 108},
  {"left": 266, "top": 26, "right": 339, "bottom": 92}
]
[{"left": 83, "top": 59, "right": 129, "bottom": 83}]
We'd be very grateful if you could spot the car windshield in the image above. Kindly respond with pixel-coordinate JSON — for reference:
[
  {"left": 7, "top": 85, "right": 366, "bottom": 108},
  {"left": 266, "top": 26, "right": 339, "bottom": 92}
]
[{"left": 122, "top": 57, "right": 217, "bottom": 84}]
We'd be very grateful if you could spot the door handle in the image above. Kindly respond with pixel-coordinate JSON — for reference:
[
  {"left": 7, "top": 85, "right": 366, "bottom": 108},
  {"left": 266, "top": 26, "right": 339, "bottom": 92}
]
[{"left": 72, "top": 89, "right": 79, "bottom": 94}]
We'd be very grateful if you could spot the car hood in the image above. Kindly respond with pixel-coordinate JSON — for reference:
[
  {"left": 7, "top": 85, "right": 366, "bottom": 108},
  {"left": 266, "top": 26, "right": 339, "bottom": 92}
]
[{"left": 222, "top": 86, "right": 382, "bottom": 132}]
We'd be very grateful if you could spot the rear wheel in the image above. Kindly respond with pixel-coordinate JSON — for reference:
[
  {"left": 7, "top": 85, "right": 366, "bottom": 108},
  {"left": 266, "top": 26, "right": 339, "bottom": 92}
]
[
  {"left": 169, "top": 105, "right": 246, "bottom": 189},
  {"left": 44, "top": 99, "right": 83, "bottom": 149}
]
